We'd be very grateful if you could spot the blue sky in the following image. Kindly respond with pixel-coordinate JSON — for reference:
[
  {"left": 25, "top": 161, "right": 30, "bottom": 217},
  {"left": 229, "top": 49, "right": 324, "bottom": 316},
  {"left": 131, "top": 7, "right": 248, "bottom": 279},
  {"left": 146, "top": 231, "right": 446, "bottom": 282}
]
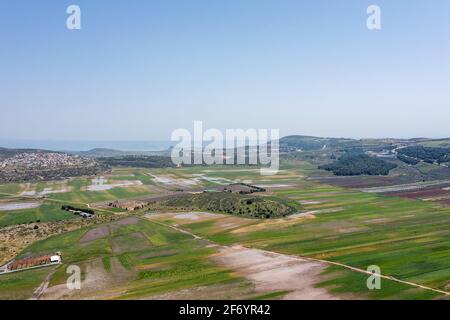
[{"left": 1, "top": 0, "right": 449, "bottom": 141}]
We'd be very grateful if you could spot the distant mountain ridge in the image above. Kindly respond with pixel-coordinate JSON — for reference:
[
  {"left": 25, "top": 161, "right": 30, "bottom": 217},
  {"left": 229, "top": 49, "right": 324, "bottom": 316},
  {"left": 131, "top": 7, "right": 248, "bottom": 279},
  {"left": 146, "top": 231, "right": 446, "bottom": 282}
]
[
  {"left": 71, "top": 148, "right": 142, "bottom": 157},
  {"left": 2, "top": 135, "right": 450, "bottom": 159},
  {"left": 278, "top": 135, "right": 450, "bottom": 152},
  {"left": 70, "top": 148, "right": 171, "bottom": 158}
]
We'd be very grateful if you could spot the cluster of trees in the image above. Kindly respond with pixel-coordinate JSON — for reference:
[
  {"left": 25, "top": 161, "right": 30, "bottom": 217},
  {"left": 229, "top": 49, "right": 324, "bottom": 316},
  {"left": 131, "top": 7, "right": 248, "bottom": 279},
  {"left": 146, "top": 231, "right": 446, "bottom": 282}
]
[
  {"left": 397, "top": 154, "right": 420, "bottom": 165},
  {"left": 97, "top": 156, "right": 175, "bottom": 168},
  {"left": 61, "top": 205, "right": 95, "bottom": 215},
  {"left": 319, "top": 154, "right": 397, "bottom": 176},
  {"left": 97, "top": 153, "right": 265, "bottom": 168},
  {"left": 397, "top": 146, "right": 450, "bottom": 164},
  {"left": 147, "top": 192, "right": 297, "bottom": 219}
]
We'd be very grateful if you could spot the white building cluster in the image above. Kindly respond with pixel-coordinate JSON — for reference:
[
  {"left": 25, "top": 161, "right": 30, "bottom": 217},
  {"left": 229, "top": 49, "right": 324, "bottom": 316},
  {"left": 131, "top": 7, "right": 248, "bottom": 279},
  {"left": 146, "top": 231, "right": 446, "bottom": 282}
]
[{"left": 0, "top": 152, "right": 90, "bottom": 170}]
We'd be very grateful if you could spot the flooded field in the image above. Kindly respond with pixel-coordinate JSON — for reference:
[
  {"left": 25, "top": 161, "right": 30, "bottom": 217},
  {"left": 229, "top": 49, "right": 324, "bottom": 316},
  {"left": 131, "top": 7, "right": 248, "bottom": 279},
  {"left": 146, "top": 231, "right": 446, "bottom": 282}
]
[
  {"left": 192, "top": 174, "right": 233, "bottom": 185},
  {"left": 0, "top": 202, "right": 41, "bottom": 211},
  {"left": 150, "top": 174, "right": 199, "bottom": 186},
  {"left": 20, "top": 188, "right": 69, "bottom": 197},
  {"left": 87, "top": 177, "right": 143, "bottom": 191}
]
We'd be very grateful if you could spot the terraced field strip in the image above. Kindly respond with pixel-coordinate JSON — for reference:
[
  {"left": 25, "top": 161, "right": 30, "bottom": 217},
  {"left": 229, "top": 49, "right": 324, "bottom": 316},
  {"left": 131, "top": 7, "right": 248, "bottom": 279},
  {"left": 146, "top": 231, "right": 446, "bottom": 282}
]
[
  {"left": 297, "top": 230, "right": 450, "bottom": 257},
  {"left": 148, "top": 218, "right": 450, "bottom": 298},
  {"left": 360, "top": 180, "right": 450, "bottom": 193}
]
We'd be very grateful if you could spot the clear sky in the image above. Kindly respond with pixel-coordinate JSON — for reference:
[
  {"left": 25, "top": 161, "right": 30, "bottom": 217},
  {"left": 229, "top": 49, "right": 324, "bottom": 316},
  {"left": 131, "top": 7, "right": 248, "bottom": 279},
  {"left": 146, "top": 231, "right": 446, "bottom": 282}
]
[{"left": 1, "top": 0, "right": 449, "bottom": 141}]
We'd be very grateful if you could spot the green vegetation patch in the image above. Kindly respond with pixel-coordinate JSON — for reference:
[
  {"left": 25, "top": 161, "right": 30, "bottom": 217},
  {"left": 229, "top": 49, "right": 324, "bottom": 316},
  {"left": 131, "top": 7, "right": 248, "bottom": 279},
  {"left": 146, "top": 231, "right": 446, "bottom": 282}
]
[
  {"left": 398, "top": 146, "right": 450, "bottom": 164},
  {"left": 148, "top": 192, "right": 299, "bottom": 219},
  {"left": 319, "top": 154, "right": 397, "bottom": 176},
  {"left": 102, "top": 256, "right": 112, "bottom": 272},
  {"left": 0, "top": 268, "right": 50, "bottom": 300},
  {"left": 0, "top": 202, "right": 75, "bottom": 227}
]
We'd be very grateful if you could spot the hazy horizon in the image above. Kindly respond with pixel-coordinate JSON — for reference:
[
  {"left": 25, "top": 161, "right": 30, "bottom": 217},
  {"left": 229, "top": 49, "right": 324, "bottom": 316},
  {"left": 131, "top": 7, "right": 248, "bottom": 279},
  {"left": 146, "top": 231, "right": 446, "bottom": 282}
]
[
  {"left": 0, "top": 139, "right": 175, "bottom": 152},
  {"left": 2, "top": 133, "right": 450, "bottom": 152},
  {"left": 1, "top": 0, "right": 450, "bottom": 140}
]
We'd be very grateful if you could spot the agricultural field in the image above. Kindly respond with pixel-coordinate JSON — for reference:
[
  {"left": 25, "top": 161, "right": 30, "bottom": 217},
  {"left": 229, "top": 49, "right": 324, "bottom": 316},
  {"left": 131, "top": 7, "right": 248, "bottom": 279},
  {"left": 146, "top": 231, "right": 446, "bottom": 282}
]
[
  {"left": 0, "top": 168, "right": 163, "bottom": 227},
  {"left": 145, "top": 163, "right": 450, "bottom": 299},
  {"left": 0, "top": 217, "right": 264, "bottom": 300},
  {"left": 150, "top": 198, "right": 450, "bottom": 298},
  {"left": 1, "top": 161, "right": 450, "bottom": 300}
]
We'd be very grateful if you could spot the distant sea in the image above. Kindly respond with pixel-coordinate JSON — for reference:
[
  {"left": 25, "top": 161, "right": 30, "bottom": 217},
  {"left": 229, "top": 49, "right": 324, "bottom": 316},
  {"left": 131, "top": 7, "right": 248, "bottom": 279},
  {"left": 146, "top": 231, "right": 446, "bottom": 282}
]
[{"left": 0, "top": 140, "right": 175, "bottom": 152}]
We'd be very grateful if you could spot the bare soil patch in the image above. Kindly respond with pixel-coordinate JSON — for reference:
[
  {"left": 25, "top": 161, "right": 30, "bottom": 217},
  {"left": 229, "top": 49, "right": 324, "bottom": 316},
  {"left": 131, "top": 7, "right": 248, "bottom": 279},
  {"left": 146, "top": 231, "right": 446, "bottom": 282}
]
[
  {"left": 42, "top": 258, "right": 133, "bottom": 300},
  {"left": 212, "top": 245, "right": 338, "bottom": 300},
  {"left": 80, "top": 226, "right": 110, "bottom": 244},
  {"left": 146, "top": 281, "right": 254, "bottom": 300},
  {"left": 40, "top": 187, "right": 70, "bottom": 195},
  {"left": 113, "top": 217, "right": 140, "bottom": 226},
  {"left": 173, "top": 212, "right": 221, "bottom": 221},
  {"left": 298, "top": 200, "right": 323, "bottom": 205}
]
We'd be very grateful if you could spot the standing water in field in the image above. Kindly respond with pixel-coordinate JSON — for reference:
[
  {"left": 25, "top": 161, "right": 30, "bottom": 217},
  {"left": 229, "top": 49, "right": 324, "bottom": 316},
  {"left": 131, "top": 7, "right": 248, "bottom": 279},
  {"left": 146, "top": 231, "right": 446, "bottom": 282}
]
[
  {"left": 87, "top": 177, "right": 143, "bottom": 191},
  {"left": 0, "top": 202, "right": 41, "bottom": 211}
]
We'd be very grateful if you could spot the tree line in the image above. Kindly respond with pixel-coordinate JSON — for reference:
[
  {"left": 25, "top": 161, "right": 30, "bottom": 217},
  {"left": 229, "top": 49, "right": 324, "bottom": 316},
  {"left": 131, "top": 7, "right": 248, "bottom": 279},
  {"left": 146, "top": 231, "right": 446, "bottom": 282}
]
[
  {"left": 319, "top": 154, "right": 397, "bottom": 176},
  {"left": 397, "top": 146, "right": 450, "bottom": 164}
]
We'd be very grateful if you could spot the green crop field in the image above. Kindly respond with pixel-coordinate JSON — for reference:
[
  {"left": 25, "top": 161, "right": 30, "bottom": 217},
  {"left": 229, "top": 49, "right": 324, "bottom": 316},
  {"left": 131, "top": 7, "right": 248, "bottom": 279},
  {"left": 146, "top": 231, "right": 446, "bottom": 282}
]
[
  {"left": 0, "top": 202, "right": 75, "bottom": 227},
  {"left": 0, "top": 267, "right": 51, "bottom": 300}
]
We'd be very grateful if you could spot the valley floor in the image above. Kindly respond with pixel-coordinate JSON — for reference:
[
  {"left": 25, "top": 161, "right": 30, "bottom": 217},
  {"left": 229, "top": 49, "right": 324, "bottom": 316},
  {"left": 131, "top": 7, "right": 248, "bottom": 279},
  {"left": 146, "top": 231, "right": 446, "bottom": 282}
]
[{"left": 1, "top": 162, "right": 450, "bottom": 300}]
